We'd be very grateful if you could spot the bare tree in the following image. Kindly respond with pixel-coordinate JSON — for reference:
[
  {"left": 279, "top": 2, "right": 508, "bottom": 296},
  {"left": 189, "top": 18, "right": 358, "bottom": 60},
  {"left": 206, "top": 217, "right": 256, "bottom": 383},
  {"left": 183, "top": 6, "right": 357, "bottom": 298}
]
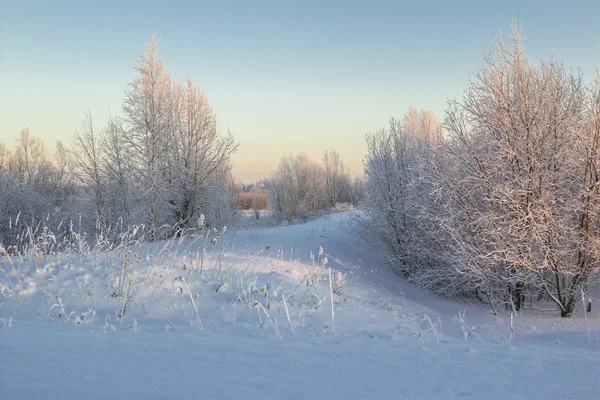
[
  {"left": 0, "top": 143, "right": 9, "bottom": 170},
  {"left": 0, "top": 131, "right": 78, "bottom": 248},
  {"left": 250, "top": 187, "right": 267, "bottom": 219},
  {"left": 44, "top": 140, "right": 73, "bottom": 206},
  {"left": 267, "top": 151, "right": 358, "bottom": 220},
  {"left": 10, "top": 129, "right": 47, "bottom": 184},
  {"left": 323, "top": 150, "right": 344, "bottom": 207},
  {"left": 101, "top": 114, "right": 133, "bottom": 230},
  {"left": 73, "top": 112, "right": 108, "bottom": 237}
]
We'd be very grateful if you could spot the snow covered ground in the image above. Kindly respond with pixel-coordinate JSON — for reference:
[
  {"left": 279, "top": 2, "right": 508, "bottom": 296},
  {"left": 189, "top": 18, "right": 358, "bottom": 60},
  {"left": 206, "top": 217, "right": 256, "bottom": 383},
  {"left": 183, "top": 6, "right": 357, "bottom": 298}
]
[{"left": 1, "top": 213, "right": 599, "bottom": 399}]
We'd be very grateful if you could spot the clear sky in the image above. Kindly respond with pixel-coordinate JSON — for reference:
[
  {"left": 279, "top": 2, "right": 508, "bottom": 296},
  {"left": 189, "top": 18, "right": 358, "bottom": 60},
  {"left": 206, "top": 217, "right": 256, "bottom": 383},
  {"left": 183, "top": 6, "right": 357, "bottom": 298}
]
[{"left": 1, "top": 0, "right": 599, "bottom": 182}]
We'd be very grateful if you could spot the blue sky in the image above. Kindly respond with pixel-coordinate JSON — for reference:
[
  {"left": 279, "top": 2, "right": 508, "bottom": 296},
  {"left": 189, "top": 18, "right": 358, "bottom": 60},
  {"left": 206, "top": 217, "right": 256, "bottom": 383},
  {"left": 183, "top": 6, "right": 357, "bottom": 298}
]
[{"left": 1, "top": 0, "right": 599, "bottom": 181}]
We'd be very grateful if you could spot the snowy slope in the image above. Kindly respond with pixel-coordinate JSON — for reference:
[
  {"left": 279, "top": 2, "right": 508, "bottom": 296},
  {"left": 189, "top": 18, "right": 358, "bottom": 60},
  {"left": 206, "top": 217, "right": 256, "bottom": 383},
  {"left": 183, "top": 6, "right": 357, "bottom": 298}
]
[{"left": 1, "top": 213, "right": 599, "bottom": 400}]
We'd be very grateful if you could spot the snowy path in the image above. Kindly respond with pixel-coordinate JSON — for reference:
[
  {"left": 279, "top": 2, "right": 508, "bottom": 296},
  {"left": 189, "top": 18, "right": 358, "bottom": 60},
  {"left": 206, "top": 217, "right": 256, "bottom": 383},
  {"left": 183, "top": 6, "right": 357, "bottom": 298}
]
[
  {"left": 1, "top": 213, "right": 599, "bottom": 399},
  {"left": 229, "top": 213, "right": 600, "bottom": 345}
]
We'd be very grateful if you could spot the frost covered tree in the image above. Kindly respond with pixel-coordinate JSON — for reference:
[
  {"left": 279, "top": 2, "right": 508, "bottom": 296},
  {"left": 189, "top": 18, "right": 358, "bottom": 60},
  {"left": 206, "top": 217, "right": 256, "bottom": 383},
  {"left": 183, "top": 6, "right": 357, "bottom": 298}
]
[
  {"left": 122, "top": 33, "right": 173, "bottom": 240},
  {"left": 323, "top": 150, "right": 345, "bottom": 207},
  {"left": 358, "top": 110, "right": 445, "bottom": 282},
  {"left": 439, "top": 23, "right": 600, "bottom": 316},
  {"left": 73, "top": 112, "right": 108, "bottom": 237},
  {"left": 0, "top": 32, "right": 239, "bottom": 247},
  {"left": 196, "top": 165, "right": 240, "bottom": 229},
  {"left": 101, "top": 114, "right": 133, "bottom": 230},
  {"left": 10, "top": 129, "right": 48, "bottom": 186},
  {"left": 6, "top": 130, "right": 71, "bottom": 209},
  {"left": 0, "top": 131, "right": 78, "bottom": 249},
  {"left": 167, "top": 77, "right": 237, "bottom": 233},
  {"left": 268, "top": 155, "right": 302, "bottom": 219},
  {"left": 116, "top": 33, "right": 237, "bottom": 237},
  {"left": 267, "top": 151, "right": 359, "bottom": 220},
  {"left": 0, "top": 143, "right": 10, "bottom": 170},
  {"left": 361, "top": 22, "right": 599, "bottom": 317}
]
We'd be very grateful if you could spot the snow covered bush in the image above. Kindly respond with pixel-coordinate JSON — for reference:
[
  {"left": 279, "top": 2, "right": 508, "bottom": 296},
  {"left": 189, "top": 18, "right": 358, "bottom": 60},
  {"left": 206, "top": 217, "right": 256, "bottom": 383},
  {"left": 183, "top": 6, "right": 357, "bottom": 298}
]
[
  {"left": 357, "top": 109, "right": 452, "bottom": 286},
  {"left": 360, "top": 22, "right": 600, "bottom": 317},
  {"left": 436, "top": 22, "right": 600, "bottom": 317}
]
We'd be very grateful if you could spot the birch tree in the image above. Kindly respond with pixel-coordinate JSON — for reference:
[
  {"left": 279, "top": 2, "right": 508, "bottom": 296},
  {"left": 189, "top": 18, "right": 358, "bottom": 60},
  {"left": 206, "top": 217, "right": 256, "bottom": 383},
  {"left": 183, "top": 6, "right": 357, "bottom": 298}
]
[
  {"left": 122, "top": 33, "right": 172, "bottom": 240},
  {"left": 168, "top": 76, "right": 237, "bottom": 232}
]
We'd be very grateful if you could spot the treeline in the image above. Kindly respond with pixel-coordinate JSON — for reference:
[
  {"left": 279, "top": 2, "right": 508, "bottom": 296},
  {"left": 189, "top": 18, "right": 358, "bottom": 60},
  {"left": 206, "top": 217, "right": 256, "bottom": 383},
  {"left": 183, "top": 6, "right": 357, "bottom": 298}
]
[
  {"left": 0, "top": 34, "right": 238, "bottom": 249},
  {"left": 266, "top": 150, "right": 364, "bottom": 220},
  {"left": 0, "top": 130, "right": 82, "bottom": 250},
  {"left": 359, "top": 24, "right": 600, "bottom": 317}
]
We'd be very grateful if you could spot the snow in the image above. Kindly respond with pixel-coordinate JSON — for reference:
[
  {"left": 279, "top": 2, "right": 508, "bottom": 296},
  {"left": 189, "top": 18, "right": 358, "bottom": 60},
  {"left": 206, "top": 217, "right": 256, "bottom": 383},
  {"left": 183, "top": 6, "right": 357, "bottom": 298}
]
[
  {"left": 1, "top": 213, "right": 599, "bottom": 399},
  {"left": 3, "top": 321, "right": 599, "bottom": 400}
]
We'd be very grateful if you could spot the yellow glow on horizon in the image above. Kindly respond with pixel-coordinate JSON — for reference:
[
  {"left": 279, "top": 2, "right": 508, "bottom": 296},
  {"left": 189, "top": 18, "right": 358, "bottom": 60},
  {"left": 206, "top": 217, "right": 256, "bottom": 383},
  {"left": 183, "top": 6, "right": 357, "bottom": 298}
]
[{"left": 231, "top": 141, "right": 366, "bottom": 183}]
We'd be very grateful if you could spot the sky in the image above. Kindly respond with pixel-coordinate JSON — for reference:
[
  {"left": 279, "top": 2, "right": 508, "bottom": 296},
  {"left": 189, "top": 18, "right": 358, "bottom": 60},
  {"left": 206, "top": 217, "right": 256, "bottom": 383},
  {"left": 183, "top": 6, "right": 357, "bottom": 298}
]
[{"left": 1, "top": 0, "right": 599, "bottom": 182}]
